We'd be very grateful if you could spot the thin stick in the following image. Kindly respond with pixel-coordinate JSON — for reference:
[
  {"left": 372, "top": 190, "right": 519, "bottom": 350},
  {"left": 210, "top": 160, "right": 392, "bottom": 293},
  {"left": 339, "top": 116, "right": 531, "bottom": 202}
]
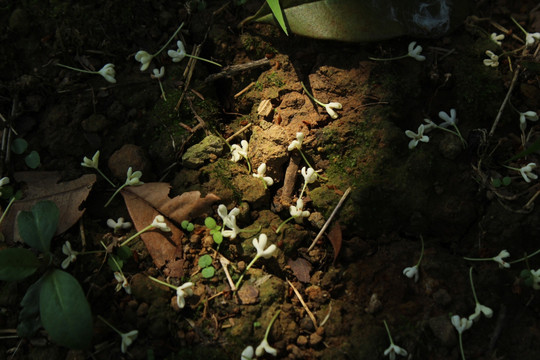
[
  {"left": 234, "top": 82, "right": 255, "bottom": 98},
  {"left": 488, "top": 66, "right": 520, "bottom": 137},
  {"left": 307, "top": 187, "right": 352, "bottom": 252},
  {"left": 218, "top": 254, "right": 236, "bottom": 291},
  {"left": 286, "top": 279, "right": 317, "bottom": 328},
  {"left": 225, "top": 123, "right": 252, "bottom": 143}
]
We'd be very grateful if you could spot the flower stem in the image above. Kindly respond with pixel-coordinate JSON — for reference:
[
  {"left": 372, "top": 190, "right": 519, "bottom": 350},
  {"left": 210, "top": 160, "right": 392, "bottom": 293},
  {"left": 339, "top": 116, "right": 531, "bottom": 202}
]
[
  {"left": 414, "top": 235, "right": 425, "bottom": 267},
  {"left": 153, "top": 22, "right": 185, "bottom": 57},
  {"left": 0, "top": 196, "right": 16, "bottom": 226},
  {"left": 301, "top": 81, "right": 326, "bottom": 107},
  {"left": 458, "top": 332, "right": 466, "bottom": 360},
  {"left": 96, "top": 168, "right": 117, "bottom": 188},
  {"left": 104, "top": 183, "right": 127, "bottom": 207},
  {"left": 510, "top": 16, "right": 529, "bottom": 37},
  {"left": 510, "top": 248, "right": 540, "bottom": 264},
  {"left": 276, "top": 216, "right": 294, "bottom": 234},
  {"left": 56, "top": 63, "right": 97, "bottom": 75},
  {"left": 234, "top": 255, "right": 260, "bottom": 290},
  {"left": 263, "top": 309, "right": 281, "bottom": 341},
  {"left": 120, "top": 224, "right": 153, "bottom": 247},
  {"left": 98, "top": 315, "right": 123, "bottom": 336},
  {"left": 157, "top": 79, "right": 167, "bottom": 101},
  {"left": 383, "top": 320, "right": 395, "bottom": 345},
  {"left": 148, "top": 275, "right": 178, "bottom": 290},
  {"left": 368, "top": 54, "right": 409, "bottom": 61},
  {"left": 468, "top": 267, "right": 479, "bottom": 304},
  {"left": 186, "top": 54, "right": 222, "bottom": 67}
]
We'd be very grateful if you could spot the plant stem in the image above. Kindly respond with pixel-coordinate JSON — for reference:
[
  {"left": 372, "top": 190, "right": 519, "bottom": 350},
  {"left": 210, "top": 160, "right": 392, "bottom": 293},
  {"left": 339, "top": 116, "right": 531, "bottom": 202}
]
[
  {"left": 98, "top": 315, "right": 122, "bottom": 336},
  {"left": 157, "top": 79, "right": 167, "bottom": 101},
  {"left": 120, "top": 224, "right": 153, "bottom": 247},
  {"left": 263, "top": 309, "right": 281, "bottom": 341},
  {"left": 0, "top": 196, "right": 16, "bottom": 226},
  {"left": 383, "top": 320, "right": 395, "bottom": 345},
  {"left": 368, "top": 54, "right": 409, "bottom": 61},
  {"left": 234, "top": 255, "right": 260, "bottom": 290},
  {"left": 510, "top": 16, "right": 529, "bottom": 37},
  {"left": 186, "top": 54, "right": 222, "bottom": 67},
  {"left": 56, "top": 63, "right": 97, "bottom": 74},
  {"left": 301, "top": 81, "right": 325, "bottom": 107},
  {"left": 148, "top": 275, "right": 178, "bottom": 290},
  {"left": 96, "top": 168, "right": 116, "bottom": 188},
  {"left": 275, "top": 216, "right": 294, "bottom": 234},
  {"left": 104, "top": 183, "right": 127, "bottom": 207},
  {"left": 510, "top": 248, "right": 540, "bottom": 264},
  {"left": 415, "top": 235, "right": 425, "bottom": 267},
  {"left": 468, "top": 267, "right": 479, "bottom": 304},
  {"left": 458, "top": 332, "right": 466, "bottom": 360},
  {"left": 153, "top": 22, "right": 185, "bottom": 57}
]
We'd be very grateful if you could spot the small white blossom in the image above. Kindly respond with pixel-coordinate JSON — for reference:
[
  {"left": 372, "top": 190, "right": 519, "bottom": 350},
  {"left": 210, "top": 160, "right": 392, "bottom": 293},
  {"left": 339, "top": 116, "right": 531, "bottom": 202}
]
[
  {"left": 483, "top": 50, "right": 499, "bottom": 67},
  {"left": 176, "top": 282, "right": 194, "bottom": 309},
  {"left": 231, "top": 140, "right": 249, "bottom": 162},
  {"left": 97, "top": 63, "right": 116, "bottom": 83},
  {"left": 289, "top": 198, "right": 310, "bottom": 223},
  {"left": 120, "top": 330, "right": 138, "bottom": 353},
  {"left": 168, "top": 40, "right": 187, "bottom": 62},
  {"left": 151, "top": 66, "right": 165, "bottom": 79},
  {"left": 492, "top": 249, "right": 510, "bottom": 268},
  {"left": 451, "top": 314, "right": 473, "bottom": 334},
  {"left": 530, "top": 269, "right": 540, "bottom": 290},
  {"left": 151, "top": 215, "right": 171, "bottom": 232},
  {"left": 405, "top": 124, "right": 429, "bottom": 149},
  {"left": 469, "top": 302, "right": 493, "bottom": 322},
  {"left": 125, "top": 167, "right": 143, "bottom": 186},
  {"left": 519, "top": 163, "right": 538, "bottom": 183},
  {"left": 384, "top": 343, "right": 408, "bottom": 360},
  {"left": 217, "top": 204, "right": 241, "bottom": 239},
  {"left": 114, "top": 272, "right": 131, "bottom": 294},
  {"left": 519, "top": 111, "right": 538, "bottom": 131},
  {"left": 301, "top": 167, "right": 317, "bottom": 184},
  {"left": 241, "top": 345, "right": 255, "bottom": 360},
  {"left": 402, "top": 265, "right": 419, "bottom": 282},
  {"left": 0, "top": 177, "right": 9, "bottom": 187},
  {"left": 134, "top": 50, "right": 153, "bottom": 71},
  {"left": 423, "top": 118, "right": 437, "bottom": 132},
  {"left": 81, "top": 150, "right": 100, "bottom": 169},
  {"left": 525, "top": 32, "right": 540, "bottom": 47},
  {"left": 252, "top": 234, "right": 277, "bottom": 259},
  {"left": 438, "top": 108, "right": 457, "bottom": 127},
  {"left": 253, "top": 163, "right": 274, "bottom": 186},
  {"left": 324, "top": 102, "right": 342, "bottom": 119},
  {"left": 407, "top": 41, "right": 426, "bottom": 61},
  {"left": 61, "top": 241, "right": 78, "bottom": 269},
  {"left": 490, "top": 32, "right": 505, "bottom": 46},
  {"left": 107, "top": 217, "right": 132, "bottom": 233},
  {"left": 255, "top": 338, "right": 277, "bottom": 357},
  {"left": 287, "top": 132, "right": 304, "bottom": 151}
]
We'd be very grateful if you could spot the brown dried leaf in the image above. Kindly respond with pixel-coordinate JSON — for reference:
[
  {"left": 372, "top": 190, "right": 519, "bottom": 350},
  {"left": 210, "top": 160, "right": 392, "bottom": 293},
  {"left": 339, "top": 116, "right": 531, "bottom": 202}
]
[
  {"left": 0, "top": 172, "right": 96, "bottom": 242},
  {"left": 328, "top": 221, "right": 342, "bottom": 264},
  {"left": 287, "top": 257, "right": 312, "bottom": 283},
  {"left": 121, "top": 184, "right": 219, "bottom": 276}
]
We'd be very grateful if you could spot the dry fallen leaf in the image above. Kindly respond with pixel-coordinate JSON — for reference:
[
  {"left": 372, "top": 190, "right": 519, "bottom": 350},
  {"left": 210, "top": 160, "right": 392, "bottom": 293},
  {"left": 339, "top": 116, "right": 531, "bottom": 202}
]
[
  {"left": 121, "top": 184, "right": 219, "bottom": 277},
  {"left": 328, "top": 221, "right": 342, "bottom": 264},
  {"left": 287, "top": 257, "right": 312, "bottom": 283},
  {"left": 0, "top": 172, "right": 96, "bottom": 243}
]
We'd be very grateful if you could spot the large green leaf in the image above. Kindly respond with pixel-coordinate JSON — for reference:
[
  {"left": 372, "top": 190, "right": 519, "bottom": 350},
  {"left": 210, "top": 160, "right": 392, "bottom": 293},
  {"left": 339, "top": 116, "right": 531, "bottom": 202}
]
[
  {"left": 17, "top": 200, "right": 59, "bottom": 253},
  {"left": 266, "top": 0, "right": 289, "bottom": 35},
  {"left": 39, "top": 270, "right": 93, "bottom": 349},
  {"left": 0, "top": 248, "right": 40, "bottom": 281},
  {"left": 17, "top": 276, "right": 44, "bottom": 338},
  {"left": 242, "top": 0, "right": 469, "bottom": 42}
]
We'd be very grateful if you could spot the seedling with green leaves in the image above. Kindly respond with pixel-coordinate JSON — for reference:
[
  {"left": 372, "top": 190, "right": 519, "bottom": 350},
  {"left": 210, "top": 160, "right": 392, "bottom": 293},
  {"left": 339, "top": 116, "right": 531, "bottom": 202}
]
[
  {"left": 205, "top": 216, "right": 223, "bottom": 247},
  {"left": 198, "top": 254, "right": 216, "bottom": 279},
  {"left": 0, "top": 200, "right": 93, "bottom": 349},
  {"left": 11, "top": 137, "right": 41, "bottom": 169}
]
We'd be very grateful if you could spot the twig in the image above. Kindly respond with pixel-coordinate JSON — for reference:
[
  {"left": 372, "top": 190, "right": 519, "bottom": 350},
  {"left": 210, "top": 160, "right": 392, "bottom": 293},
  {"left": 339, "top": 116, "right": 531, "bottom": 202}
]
[
  {"left": 204, "top": 58, "right": 270, "bottom": 83},
  {"left": 175, "top": 44, "right": 202, "bottom": 111},
  {"left": 307, "top": 187, "right": 352, "bottom": 252},
  {"left": 218, "top": 254, "right": 236, "bottom": 291},
  {"left": 489, "top": 66, "right": 520, "bottom": 138},
  {"left": 225, "top": 123, "right": 252, "bottom": 143},
  {"left": 234, "top": 82, "right": 255, "bottom": 98},
  {"left": 287, "top": 279, "right": 317, "bottom": 328}
]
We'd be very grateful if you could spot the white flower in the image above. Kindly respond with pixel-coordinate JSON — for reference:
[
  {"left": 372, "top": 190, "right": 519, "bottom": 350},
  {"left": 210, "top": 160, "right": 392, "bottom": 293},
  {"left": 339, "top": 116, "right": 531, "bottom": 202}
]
[
  {"left": 0, "top": 177, "right": 9, "bottom": 187},
  {"left": 151, "top": 215, "right": 171, "bottom": 232},
  {"left": 384, "top": 343, "right": 408, "bottom": 359},
  {"left": 253, "top": 163, "right": 274, "bottom": 186},
  {"left": 287, "top": 132, "right": 304, "bottom": 151},
  {"left": 231, "top": 140, "right": 249, "bottom": 162},
  {"left": 289, "top": 198, "right": 310, "bottom": 223},
  {"left": 405, "top": 124, "right": 429, "bottom": 149},
  {"left": 114, "top": 272, "right": 131, "bottom": 294},
  {"left": 492, "top": 249, "right": 510, "bottom": 268},
  {"left": 241, "top": 345, "right": 255, "bottom": 360},
  {"left": 301, "top": 167, "right": 317, "bottom": 184},
  {"left": 324, "top": 102, "right": 342, "bottom": 119},
  {"left": 120, "top": 330, "right": 138, "bottom": 353},
  {"left": 97, "top": 63, "right": 116, "bottom": 83},
  {"left": 125, "top": 167, "right": 143, "bottom": 186},
  {"left": 451, "top": 314, "right": 473, "bottom": 334},
  {"left": 61, "top": 241, "right": 78, "bottom": 269},
  {"left": 438, "top": 108, "right": 457, "bottom": 127},
  {"left": 168, "top": 40, "right": 186, "bottom": 62},
  {"left": 519, "top": 111, "right": 538, "bottom": 131},
  {"left": 483, "top": 50, "right": 499, "bottom": 67},
  {"left": 151, "top": 66, "right": 165, "bottom": 79},
  {"left": 252, "top": 234, "right": 277, "bottom": 259},
  {"left": 525, "top": 32, "right": 540, "bottom": 47},
  {"left": 81, "top": 150, "right": 100, "bottom": 169},
  {"left": 469, "top": 302, "right": 493, "bottom": 322},
  {"left": 107, "top": 217, "right": 132, "bottom": 233},
  {"left": 423, "top": 118, "right": 437, "bottom": 132},
  {"left": 134, "top": 50, "right": 153, "bottom": 71},
  {"left": 490, "top": 32, "right": 505, "bottom": 46},
  {"left": 176, "top": 282, "right": 194, "bottom": 309},
  {"left": 530, "top": 269, "right": 540, "bottom": 290},
  {"left": 217, "top": 204, "right": 241, "bottom": 239},
  {"left": 519, "top": 163, "right": 538, "bottom": 183},
  {"left": 407, "top": 41, "right": 426, "bottom": 61},
  {"left": 402, "top": 265, "right": 419, "bottom": 282},
  {"left": 255, "top": 338, "right": 277, "bottom": 357}
]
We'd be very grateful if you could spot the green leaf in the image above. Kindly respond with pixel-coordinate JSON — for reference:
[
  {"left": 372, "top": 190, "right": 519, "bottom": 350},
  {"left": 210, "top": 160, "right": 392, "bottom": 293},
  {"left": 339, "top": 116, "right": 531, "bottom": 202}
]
[
  {"left": 17, "top": 201, "right": 59, "bottom": 253},
  {"left": 39, "top": 270, "right": 93, "bottom": 349},
  {"left": 491, "top": 178, "right": 501, "bottom": 188},
  {"left": 25, "top": 150, "right": 41, "bottom": 169},
  {"left": 108, "top": 255, "right": 123, "bottom": 271},
  {"left": 212, "top": 232, "right": 223, "bottom": 244},
  {"left": 18, "top": 276, "right": 45, "bottom": 338},
  {"left": 201, "top": 266, "right": 215, "bottom": 278},
  {"left": 181, "top": 220, "right": 190, "bottom": 229},
  {"left": 186, "top": 223, "right": 194, "bottom": 232},
  {"left": 198, "top": 254, "right": 213, "bottom": 268},
  {"left": 506, "top": 138, "right": 540, "bottom": 162},
  {"left": 266, "top": 0, "right": 289, "bottom": 35},
  {"left": 11, "top": 138, "right": 28, "bottom": 154},
  {"left": 116, "top": 245, "right": 132, "bottom": 260},
  {"left": 204, "top": 217, "right": 217, "bottom": 229},
  {"left": 502, "top": 176, "right": 511, "bottom": 186},
  {"left": 0, "top": 248, "right": 40, "bottom": 281}
]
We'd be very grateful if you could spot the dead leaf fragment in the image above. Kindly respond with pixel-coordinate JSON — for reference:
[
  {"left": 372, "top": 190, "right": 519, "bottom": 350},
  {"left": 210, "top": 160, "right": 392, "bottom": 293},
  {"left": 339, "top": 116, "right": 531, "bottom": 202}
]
[
  {"left": 287, "top": 257, "right": 312, "bottom": 283},
  {"left": 0, "top": 172, "right": 96, "bottom": 243},
  {"left": 328, "top": 221, "right": 342, "bottom": 264}
]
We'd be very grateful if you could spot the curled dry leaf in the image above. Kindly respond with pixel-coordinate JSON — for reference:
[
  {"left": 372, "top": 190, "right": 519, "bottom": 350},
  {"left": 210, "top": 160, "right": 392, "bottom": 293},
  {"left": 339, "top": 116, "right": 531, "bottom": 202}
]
[
  {"left": 327, "top": 221, "right": 342, "bottom": 264},
  {"left": 0, "top": 172, "right": 96, "bottom": 243}
]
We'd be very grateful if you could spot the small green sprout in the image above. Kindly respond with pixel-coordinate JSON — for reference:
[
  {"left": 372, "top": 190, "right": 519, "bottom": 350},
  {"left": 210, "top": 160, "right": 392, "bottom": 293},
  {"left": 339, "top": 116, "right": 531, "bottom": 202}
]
[
  {"left": 198, "top": 254, "right": 216, "bottom": 279},
  {"left": 181, "top": 220, "right": 195, "bottom": 232}
]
